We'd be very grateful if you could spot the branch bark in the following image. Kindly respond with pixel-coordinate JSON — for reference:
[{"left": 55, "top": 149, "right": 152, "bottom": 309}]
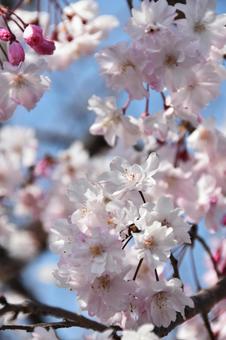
[
  {"left": 0, "top": 276, "right": 226, "bottom": 337},
  {"left": 0, "top": 297, "right": 120, "bottom": 334}
]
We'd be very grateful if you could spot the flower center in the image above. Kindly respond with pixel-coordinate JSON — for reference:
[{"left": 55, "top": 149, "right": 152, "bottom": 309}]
[
  {"left": 194, "top": 22, "right": 206, "bottom": 33},
  {"left": 164, "top": 55, "right": 178, "bottom": 67},
  {"left": 11, "top": 74, "right": 28, "bottom": 88},
  {"left": 124, "top": 168, "right": 139, "bottom": 182},
  {"left": 96, "top": 275, "right": 111, "bottom": 291},
  {"left": 144, "top": 236, "right": 156, "bottom": 249},
  {"left": 89, "top": 244, "right": 104, "bottom": 257},
  {"left": 154, "top": 291, "right": 168, "bottom": 309},
  {"left": 145, "top": 24, "right": 160, "bottom": 34},
  {"left": 199, "top": 127, "right": 212, "bottom": 141},
  {"left": 161, "top": 218, "right": 171, "bottom": 228},
  {"left": 121, "top": 60, "right": 136, "bottom": 73}
]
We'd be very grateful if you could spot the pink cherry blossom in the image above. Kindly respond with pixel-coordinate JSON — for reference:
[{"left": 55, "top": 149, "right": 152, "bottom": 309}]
[{"left": 96, "top": 42, "right": 147, "bottom": 99}]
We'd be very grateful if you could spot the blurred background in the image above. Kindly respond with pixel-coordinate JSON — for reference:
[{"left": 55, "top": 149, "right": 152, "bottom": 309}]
[{"left": 1, "top": 0, "right": 226, "bottom": 339}]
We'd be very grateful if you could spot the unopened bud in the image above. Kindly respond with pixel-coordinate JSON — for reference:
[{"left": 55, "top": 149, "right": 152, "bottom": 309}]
[
  {"left": 32, "top": 38, "right": 55, "bottom": 55},
  {"left": 0, "top": 27, "right": 12, "bottom": 41},
  {"left": 8, "top": 41, "right": 25, "bottom": 65},
  {"left": 23, "top": 24, "right": 43, "bottom": 46}
]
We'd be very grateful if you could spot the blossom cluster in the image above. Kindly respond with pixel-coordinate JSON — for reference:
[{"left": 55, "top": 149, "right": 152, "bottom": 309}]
[
  {"left": 0, "top": 0, "right": 226, "bottom": 339},
  {"left": 50, "top": 151, "right": 194, "bottom": 329},
  {"left": 89, "top": 0, "right": 226, "bottom": 146},
  {"left": 0, "top": 0, "right": 118, "bottom": 120}
]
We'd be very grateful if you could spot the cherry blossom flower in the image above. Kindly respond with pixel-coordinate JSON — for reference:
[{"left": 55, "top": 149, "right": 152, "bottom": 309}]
[
  {"left": 15, "top": 184, "right": 44, "bottom": 219},
  {"left": 143, "top": 32, "right": 201, "bottom": 92},
  {"left": 133, "top": 221, "right": 175, "bottom": 267},
  {"left": 148, "top": 278, "right": 194, "bottom": 327},
  {"left": 32, "top": 327, "right": 58, "bottom": 340},
  {"left": 51, "top": 221, "right": 124, "bottom": 277},
  {"left": 88, "top": 95, "right": 139, "bottom": 146},
  {"left": 76, "top": 270, "right": 135, "bottom": 320},
  {"left": 126, "top": 0, "right": 176, "bottom": 40},
  {"left": 100, "top": 153, "right": 159, "bottom": 197},
  {"left": 176, "top": 0, "right": 226, "bottom": 52},
  {"left": 172, "top": 62, "right": 226, "bottom": 114},
  {"left": 180, "top": 174, "right": 226, "bottom": 231},
  {"left": 0, "top": 58, "right": 50, "bottom": 116},
  {"left": 0, "top": 83, "right": 17, "bottom": 121},
  {"left": 0, "top": 152, "right": 22, "bottom": 196},
  {"left": 0, "top": 126, "right": 37, "bottom": 167},
  {"left": 52, "top": 141, "right": 89, "bottom": 184},
  {"left": 139, "top": 196, "right": 191, "bottom": 244},
  {"left": 122, "top": 324, "right": 159, "bottom": 340},
  {"left": 96, "top": 42, "right": 147, "bottom": 99}
]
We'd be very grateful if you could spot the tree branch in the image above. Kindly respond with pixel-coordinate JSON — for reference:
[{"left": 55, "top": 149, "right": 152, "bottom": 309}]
[
  {"left": 0, "top": 321, "right": 92, "bottom": 332},
  {"left": 0, "top": 276, "right": 226, "bottom": 337},
  {"left": 0, "top": 297, "right": 121, "bottom": 334}
]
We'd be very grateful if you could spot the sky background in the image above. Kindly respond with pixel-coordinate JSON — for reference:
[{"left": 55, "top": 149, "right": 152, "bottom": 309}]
[{"left": 5, "top": 0, "right": 226, "bottom": 339}]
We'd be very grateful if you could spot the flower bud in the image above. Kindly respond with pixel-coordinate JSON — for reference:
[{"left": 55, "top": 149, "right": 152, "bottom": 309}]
[
  {"left": 32, "top": 39, "right": 55, "bottom": 55},
  {"left": 8, "top": 41, "right": 25, "bottom": 65},
  {"left": 0, "top": 27, "right": 12, "bottom": 41},
  {"left": 23, "top": 24, "right": 43, "bottom": 46}
]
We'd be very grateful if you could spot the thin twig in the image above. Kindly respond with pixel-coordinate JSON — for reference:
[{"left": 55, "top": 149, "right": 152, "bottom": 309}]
[
  {"left": 122, "top": 235, "right": 133, "bottom": 249},
  {"left": 126, "top": 0, "right": 133, "bottom": 13},
  {"left": 170, "top": 253, "right": 180, "bottom": 279},
  {"left": 138, "top": 191, "right": 146, "bottom": 204},
  {"left": 154, "top": 268, "right": 159, "bottom": 281},
  {"left": 144, "top": 84, "right": 150, "bottom": 115},
  {"left": 133, "top": 258, "right": 143, "bottom": 281}
]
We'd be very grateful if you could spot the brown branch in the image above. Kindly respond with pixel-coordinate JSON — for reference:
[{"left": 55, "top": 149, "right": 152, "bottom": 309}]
[
  {"left": 170, "top": 253, "right": 180, "bottom": 279},
  {"left": 0, "top": 321, "right": 93, "bottom": 332},
  {"left": 166, "top": 0, "right": 186, "bottom": 5},
  {"left": 154, "top": 276, "right": 226, "bottom": 337},
  {"left": 126, "top": 0, "right": 133, "bottom": 13},
  {"left": 0, "top": 297, "right": 121, "bottom": 334},
  {"left": 133, "top": 258, "right": 143, "bottom": 281},
  {"left": 0, "top": 277, "right": 226, "bottom": 337}
]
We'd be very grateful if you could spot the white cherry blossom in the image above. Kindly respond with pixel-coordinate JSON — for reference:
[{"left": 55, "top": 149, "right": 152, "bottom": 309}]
[
  {"left": 88, "top": 95, "right": 139, "bottom": 146},
  {"left": 133, "top": 221, "right": 175, "bottom": 267}
]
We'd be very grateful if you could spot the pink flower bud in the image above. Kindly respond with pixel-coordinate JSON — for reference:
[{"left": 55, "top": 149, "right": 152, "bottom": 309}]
[
  {"left": 32, "top": 39, "right": 55, "bottom": 55},
  {"left": 221, "top": 214, "right": 226, "bottom": 226},
  {"left": 8, "top": 41, "right": 25, "bottom": 66},
  {"left": 23, "top": 24, "right": 43, "bottom": 46},
  {"left": 0, "top": 27, "right": 12, "bottom": 41}
]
